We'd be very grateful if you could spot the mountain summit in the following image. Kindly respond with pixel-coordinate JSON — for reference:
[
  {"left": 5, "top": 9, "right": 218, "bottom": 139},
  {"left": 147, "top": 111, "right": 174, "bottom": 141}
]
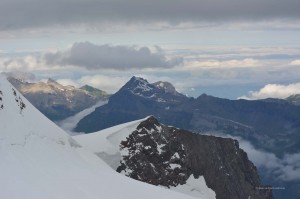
[
  {"left": 119, "top": 76, "right": 157, "bottom": 98},
  {"left": 118, "top": 76, "right": 186, "bottom": 100},
  {"left": 75, "top": 76, "right": 189, "bottom": 132}
]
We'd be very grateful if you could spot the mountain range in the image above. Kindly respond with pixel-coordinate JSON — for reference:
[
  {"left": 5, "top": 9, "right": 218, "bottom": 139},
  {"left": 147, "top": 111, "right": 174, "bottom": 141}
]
[
  {"left": 0, "top": 74, "right": 274, "bottom": 199},
  {"left": 2, "top": 74, "right": 299, "bottom": 198},
  {"left": 75, "top": 76, "right": 300, "bottom": 199},
  {"left": 75, "top": 76, "right": 300, "bottom": 156},
  {"left": 6, "top": 76, "right": 109, "bottom": 121},
  {"left": 0, "top": 74, "right": 211, "bottom": 199}
]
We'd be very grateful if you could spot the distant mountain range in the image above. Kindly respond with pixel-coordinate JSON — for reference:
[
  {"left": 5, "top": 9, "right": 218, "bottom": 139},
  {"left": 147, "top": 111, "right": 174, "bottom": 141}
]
[
  {"left": 7, "top": 76, "right": 109, "bottom": 121},
  {"left": 75, "top": 76, "right": 300, "bottom": 156},
  {"left": 75, "top": 76, "right": 300, "bottom": 199}
]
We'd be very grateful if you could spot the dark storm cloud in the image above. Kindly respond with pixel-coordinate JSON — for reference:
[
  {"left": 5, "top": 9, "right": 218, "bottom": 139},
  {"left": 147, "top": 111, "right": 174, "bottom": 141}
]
[
  {"left": 0, "top": 0, "right": 300, "bottom": 30},
  {"left": 44, "top": 42, "right": 182, "bottom": 70}
]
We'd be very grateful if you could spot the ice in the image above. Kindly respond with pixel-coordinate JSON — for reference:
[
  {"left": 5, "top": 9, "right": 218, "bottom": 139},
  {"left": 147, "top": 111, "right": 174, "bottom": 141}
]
[{"left": 74, "top": 118, "right": 147, "bottom": 169}]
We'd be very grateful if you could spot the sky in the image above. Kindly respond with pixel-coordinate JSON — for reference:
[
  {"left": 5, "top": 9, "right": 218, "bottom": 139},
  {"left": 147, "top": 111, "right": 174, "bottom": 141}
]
[{"left": 0, "top": 0, "right": 300, "bottom": 99}]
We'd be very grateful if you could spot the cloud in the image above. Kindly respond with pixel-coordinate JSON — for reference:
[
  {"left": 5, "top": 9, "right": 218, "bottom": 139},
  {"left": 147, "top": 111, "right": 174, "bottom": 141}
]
[
  {"left": 44, "top": 42, "right": 182, "bottom": 70},
  {"left": 238, "top": 138, "right": 300, "bottom": 182},
  {"left": 209, "top": 133, "right": 300, "bottom": 182},
  {"left": 183, "top": 58, "right": 259, "bottom": 70},
  {"left": 239, "top": 83, "right": 300, "bottom": 99},
  {"left": 77, "top": 75, "right": 129, "bottom": 93},
  {"left": 0, "top": 55, "right": 43, "bottom": 71},
  {"left": 290, "top": 60, "right": 300, "bottom": 65},
  {"left": 1, "top": 71, "right": 36, "bottom": 82},
  {"left": 51, "top": 75, "right": 128, "bottom": 93},
  {"left": 56, "top": 79, "right": 79, "bottom": 87},
  {"left": 0, "top": 42, "right": 182, "bottom": 72},
  {"left": 0, "top": 0, "right": 300, "bottom": 31}
]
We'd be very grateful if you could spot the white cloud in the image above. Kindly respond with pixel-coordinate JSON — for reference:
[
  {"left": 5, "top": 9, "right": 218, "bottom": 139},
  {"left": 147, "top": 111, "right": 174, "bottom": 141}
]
[
  {"left": 77, "top": 75, "right": 129, "bottom": 93},
  {"left": 56, "top": 79, "right": 79, "bottom": 87},
  {"left": 183, "top": 58, "right": 259, "bottom": 70},
  {"left": 238, "top": 138, "right": 300, "bottom": 182},
  {"left": 290, "top": 60, "right": 300, "bottom": 65},
  {"left": 0, "top": 54, "right": 67, "bottom": 72},
  {"left": 209, "top": 133, "right": 300, "bottom": 182},
  {"left": 239, "top": 83, "right": 300, "bottom": 100},
  {"left": 1, "top": 71, "right": 36, "bottom": 82},
  {"left": 36, "top": 74, "right": 133, "bottom": 94},
  {"left": 0, "top": 56, "right": 41, "bottom": 71}
]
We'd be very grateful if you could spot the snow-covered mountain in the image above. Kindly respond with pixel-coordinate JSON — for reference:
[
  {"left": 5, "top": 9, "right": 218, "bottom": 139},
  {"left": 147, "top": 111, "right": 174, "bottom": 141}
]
[
  {"left": 74, "top": 116, "right": 273, "bottom": 199},
  {"left": 0, "top": 74, "right": 198, "bottom": 199},
  {"left": 7, "top": 76, "right": 108, "bottom": 121}
]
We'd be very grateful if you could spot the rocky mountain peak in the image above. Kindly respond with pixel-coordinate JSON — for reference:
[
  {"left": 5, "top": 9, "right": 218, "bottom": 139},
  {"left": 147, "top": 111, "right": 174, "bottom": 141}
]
[
  {"left": 121, "top": 76, "right": 154, "bottom": 94},
  {"left": 136, "top": 116, "right": 160, "bottom": 130},
  {"left": 117, "top": 76, "right": 187, "bottom": 101},
  {"left": 117, "top": 116, "right": 273, "bottom": 199},
  {"left": 116, "top": 76, "right": 159, "bottom": 99}
]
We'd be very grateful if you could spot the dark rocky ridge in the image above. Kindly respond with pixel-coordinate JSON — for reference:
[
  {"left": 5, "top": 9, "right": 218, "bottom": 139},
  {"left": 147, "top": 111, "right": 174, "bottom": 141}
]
[{"left": 117, "top": 116, "right": 273, "bottom": 199}]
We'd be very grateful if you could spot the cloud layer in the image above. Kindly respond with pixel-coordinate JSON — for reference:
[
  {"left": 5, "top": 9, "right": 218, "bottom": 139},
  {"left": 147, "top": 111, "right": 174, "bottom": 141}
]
[
  {"left": 1, "top": 0, "right": 300, "bottom": 30},
  {"left": 290, "top": 60, "right": 300, "bottom": 65},
  {"left": 238, "top": 138, "right": 300, "bottom": 182},
  {"left": 207, "top": 133, "right": 300, "bottom": 182},
  {"left": 44, "top": 42, "right": 182, "bottom": 70},
  {"left": 239, "top": 83, "right": 300, "bottom": 99}
]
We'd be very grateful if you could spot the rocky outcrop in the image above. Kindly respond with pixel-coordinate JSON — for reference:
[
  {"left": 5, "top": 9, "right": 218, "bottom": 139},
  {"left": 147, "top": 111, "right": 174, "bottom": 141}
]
[{"left": 117, "top": 116, "right": 273, "bottom": 199}]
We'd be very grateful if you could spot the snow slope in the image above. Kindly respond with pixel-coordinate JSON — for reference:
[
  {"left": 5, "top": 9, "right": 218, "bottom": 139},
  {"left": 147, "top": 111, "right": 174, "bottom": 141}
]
[
  {"left": 74, "top": 118, "right": 216, "bottom": 199},
  {"left": 74, "top": 118, "right": 145, "bottom": 169},
  {"left": 0, "top": 74, "right": 196, "bottom": 199}
]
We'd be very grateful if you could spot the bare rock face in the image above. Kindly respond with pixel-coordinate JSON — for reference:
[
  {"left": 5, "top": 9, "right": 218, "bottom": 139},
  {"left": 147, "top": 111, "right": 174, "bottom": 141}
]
[{"left": 117, "top": 116, "right": 273, "bottom": 199}]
